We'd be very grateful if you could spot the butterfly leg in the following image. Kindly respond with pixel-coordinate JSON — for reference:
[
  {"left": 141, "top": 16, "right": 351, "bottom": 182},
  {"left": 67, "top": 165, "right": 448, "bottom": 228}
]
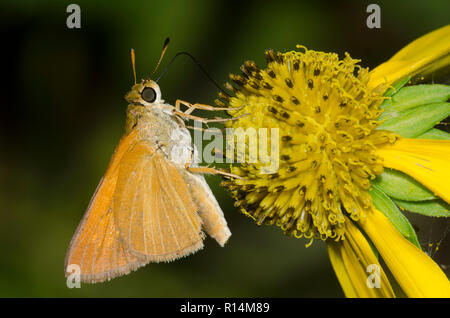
[
  {"left": 185, "top": 125, "right": 225, "bottom": 134},
  {"left": 172, "top": 109, "right": 249, "bottom": 124},
  {"left": 175, "top": 99, "right": 230, "bottom": 115},
  {"left": 185, "top": 165, "right": 244, "bottom": 180}
]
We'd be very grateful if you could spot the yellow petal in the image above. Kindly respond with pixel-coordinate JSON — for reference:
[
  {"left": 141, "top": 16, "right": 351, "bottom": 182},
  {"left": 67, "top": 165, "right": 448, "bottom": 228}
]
[
  {"left": 327, "top": 217, "right": 395, "bottom": 298},
  {"left": 377, "top": 138, "right": 450, "bottom": 204},
  {"left": 369, "top": 25, "right": 450, "bottom": 89},
  {"left": 327, "top": 242, "right": 358, "bottom": 298},
  {"left": 361, "top": 209, "right": 450, "bottom": 297}
]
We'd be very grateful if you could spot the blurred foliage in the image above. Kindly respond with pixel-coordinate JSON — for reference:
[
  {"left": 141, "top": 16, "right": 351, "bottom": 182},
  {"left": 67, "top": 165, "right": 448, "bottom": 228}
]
[{"left": 0, "top": 0, "right": 449, "bottom": 297}]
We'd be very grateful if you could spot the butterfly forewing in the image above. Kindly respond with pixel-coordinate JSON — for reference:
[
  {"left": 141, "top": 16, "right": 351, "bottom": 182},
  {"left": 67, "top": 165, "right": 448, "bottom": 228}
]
[
  {"left": 113, "top": 142, "right": 204, "bottom": 262},
  {"left": 65, "top": 130, "right": 150, "bottom": 283}
]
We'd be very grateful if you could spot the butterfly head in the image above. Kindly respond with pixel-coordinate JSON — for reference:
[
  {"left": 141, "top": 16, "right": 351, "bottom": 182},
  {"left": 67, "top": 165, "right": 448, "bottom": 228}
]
[
  {"left": 125, "top": 40, "right": 169, "bottom": 107},
  {"left": 125, "top": 79, "right": 163, "bottom": 106}
]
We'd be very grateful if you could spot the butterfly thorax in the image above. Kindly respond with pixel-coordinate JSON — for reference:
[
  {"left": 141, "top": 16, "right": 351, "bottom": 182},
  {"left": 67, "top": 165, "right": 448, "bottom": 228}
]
[{"left": 125, "top": 103, "right": 195, "bottom": 167}]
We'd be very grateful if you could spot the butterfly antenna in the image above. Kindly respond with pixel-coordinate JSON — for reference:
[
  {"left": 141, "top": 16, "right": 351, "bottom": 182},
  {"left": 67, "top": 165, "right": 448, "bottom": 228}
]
[
  {"left": 151, "top": 37, "right": 170, "bottom": 78},
  {"left": 130, "top": 48, "right": 137, "bottom": 85},
  {"left": 156, "top": 51, "right": 230, "bottom": 96}
]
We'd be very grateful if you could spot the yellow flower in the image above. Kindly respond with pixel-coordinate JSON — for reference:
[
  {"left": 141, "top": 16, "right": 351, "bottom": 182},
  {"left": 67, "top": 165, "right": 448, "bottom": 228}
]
[{"left": 219, "top": 25, "right": 450, "bottom": 297}]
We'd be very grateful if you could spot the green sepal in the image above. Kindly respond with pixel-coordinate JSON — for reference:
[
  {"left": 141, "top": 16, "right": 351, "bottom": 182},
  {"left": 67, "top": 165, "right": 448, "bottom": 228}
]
[
  {"left": 416, "top": 128, "right": 450, "bottom": 140},
  {"left": 380, "top": 84, "right": 450, "bottom": 116},
  {"left": 371, "top": 168, "right": 435, "bottom": 201},
  {"left": 370, "top": 186, "right": 421, "bottom": 249},
  {"left": 378, "top": 102, "right": 450, "bottom": 138},
  {"left": 382, "top": 76, "right": 410, "bottom": 98},
  {"left": 394, "top": 198, "right": 450, "bottom": 217}
]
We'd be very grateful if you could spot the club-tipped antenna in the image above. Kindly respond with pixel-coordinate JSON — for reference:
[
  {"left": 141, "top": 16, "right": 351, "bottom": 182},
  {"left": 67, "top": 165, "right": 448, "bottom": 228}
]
[
  {"left": 150, "top": 37, "right": 170, "bottom": 78},
  {"left": 156, "top": 51, "right": 230, "bottom": 96},
  {"left": 130, "top": 48, "right": 137, "bottom": 85}
]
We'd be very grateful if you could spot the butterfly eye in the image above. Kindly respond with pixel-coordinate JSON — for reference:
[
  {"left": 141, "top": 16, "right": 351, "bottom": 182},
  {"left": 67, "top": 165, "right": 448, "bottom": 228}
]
[{"left": 141, "top": 87, "right": 157, "bottom": 103}]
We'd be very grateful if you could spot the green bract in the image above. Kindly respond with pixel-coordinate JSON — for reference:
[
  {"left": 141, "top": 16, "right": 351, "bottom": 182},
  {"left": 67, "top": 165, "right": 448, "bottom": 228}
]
[
  {"left": 380, "top": 84, "right": 450, "bottom": 116},
  {"left": 378, "top": 102, "right": 450, "bottom": 137},
  {"left": 372, "top": 168, "right": 436, "bottom": 201},
  {"left": 378, "top": 84, "right": 450, "bottom": 137},
  {"left": 370, "top": 186, "right": 421, "bottom": 248},
  {"left": 394, "top": 199, "right": 450, "bottom": 217},
  {"left": 417, "top": 128, "right": 450, "bottom": 140}
]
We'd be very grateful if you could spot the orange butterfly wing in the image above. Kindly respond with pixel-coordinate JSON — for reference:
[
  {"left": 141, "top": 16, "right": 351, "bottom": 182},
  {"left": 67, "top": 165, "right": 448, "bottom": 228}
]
[
  {"left": 183, "top": 173, "right": 231, "bottom": 247},
  {"left": 66, "top": 130, "right": 224, "bottom": 283},
  {"left": 113, "top": 142, "right": 204, "bottom": 261},
  {"left": 65, "top": 130, "right": 148, "bottom": 283}
]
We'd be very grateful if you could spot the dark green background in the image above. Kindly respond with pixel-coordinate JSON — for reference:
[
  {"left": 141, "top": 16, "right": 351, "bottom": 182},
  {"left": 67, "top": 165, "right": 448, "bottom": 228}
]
[{"left": 0, "top": 0, "right": 449, "bottom": 297}]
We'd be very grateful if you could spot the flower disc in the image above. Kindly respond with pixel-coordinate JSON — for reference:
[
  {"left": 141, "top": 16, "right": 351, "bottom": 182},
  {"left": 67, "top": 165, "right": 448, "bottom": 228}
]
[{"left": 219, "top": 46, "right": 398, "bottom": 242}]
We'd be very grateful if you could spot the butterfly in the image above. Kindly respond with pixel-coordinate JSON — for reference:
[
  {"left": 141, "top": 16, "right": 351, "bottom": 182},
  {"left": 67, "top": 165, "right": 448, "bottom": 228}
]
[{"left": 65, "top": 39, "right": 238, "bottom": 283}]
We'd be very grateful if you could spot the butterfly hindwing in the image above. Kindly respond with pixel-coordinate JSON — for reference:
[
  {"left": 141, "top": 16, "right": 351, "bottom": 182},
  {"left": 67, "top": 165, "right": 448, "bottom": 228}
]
[{"left": 182, "top": 172, "right": 231, "bottom": 247}]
